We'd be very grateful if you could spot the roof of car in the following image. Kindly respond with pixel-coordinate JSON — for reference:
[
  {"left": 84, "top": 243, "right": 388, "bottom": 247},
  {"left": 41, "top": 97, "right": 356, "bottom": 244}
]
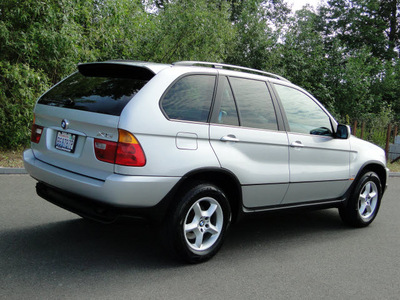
[
  {"left": 173, "top": 61, "right": 290, "bottom": 82},
  {"left": 78, "top": 60, "right": 290, "bottom": 83}
]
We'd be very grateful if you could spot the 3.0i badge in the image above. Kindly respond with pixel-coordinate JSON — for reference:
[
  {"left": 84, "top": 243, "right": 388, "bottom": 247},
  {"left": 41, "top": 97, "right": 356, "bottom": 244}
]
[{"left": 61, "top": 119, "right": 69, "bottom": 130}]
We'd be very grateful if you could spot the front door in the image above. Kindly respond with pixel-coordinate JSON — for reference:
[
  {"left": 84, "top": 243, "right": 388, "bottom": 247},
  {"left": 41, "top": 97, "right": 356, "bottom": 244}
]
[{"left": 272, "top": 83, "right": 351, "bottom": 204}]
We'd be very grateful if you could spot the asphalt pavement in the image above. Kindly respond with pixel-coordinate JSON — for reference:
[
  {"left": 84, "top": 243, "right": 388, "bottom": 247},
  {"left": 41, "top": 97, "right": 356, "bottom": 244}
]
[{"left": 1, "top": 175, "right": 399, "bottom": 299}]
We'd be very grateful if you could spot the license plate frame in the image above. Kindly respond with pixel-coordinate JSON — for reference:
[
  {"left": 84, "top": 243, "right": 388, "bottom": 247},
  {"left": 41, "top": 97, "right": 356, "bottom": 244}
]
[{"left": 55, "top": 131, "right": 77, "bottom": 153}]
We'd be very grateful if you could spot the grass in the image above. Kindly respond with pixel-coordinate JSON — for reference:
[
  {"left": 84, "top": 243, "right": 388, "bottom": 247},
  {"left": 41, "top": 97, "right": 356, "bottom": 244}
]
[
  {"left": 0, "top": 149, "right": 25, "bottom": 168},
  {"left": 387, "top": 161, "right": 400, "bottom": 172},
  {"left": 1, "top": 148, "right": 400, "bottom": 172}
]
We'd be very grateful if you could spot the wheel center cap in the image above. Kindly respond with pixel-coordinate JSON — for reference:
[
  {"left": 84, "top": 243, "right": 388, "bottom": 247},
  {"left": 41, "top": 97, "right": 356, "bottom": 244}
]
[{"left": 199, "top": 220, "right": 205, "bottom": 227}]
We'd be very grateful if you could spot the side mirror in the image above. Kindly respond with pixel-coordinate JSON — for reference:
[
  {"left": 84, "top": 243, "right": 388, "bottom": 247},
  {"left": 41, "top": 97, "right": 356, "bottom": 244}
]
[{"left": 335, "top": 124, "right": 351, "bottom": 139}]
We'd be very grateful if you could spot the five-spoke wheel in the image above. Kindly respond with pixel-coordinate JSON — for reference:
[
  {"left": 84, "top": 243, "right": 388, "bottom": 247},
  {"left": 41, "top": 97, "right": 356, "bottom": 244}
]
[
  {"left": 184, "top": 197, "right": 224, "bottom": 251},
  {"left": 164, "top": 182, "right": 231, "bottom": 263},
  {"left": 339, "top": 171, "right": 382, "bottom": 227},
  {"left": 358, "top": 181, "right": 379, "bottom": 222}
]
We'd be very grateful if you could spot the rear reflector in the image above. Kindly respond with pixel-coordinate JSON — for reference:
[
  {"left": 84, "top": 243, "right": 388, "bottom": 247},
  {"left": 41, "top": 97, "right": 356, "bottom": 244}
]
[
  {"left": 94, "top": 139, "right": 117, "bottom": 164},
  {"left": 31, "top": 124, "right": 44, "bottom": 144},
  {"left": 94, "top": 129, "right": 146, "bottom": 167}
]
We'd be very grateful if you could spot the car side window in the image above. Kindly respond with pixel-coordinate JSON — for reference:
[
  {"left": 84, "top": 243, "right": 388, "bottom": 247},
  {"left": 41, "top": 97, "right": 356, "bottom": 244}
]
[
  {"left": 162, "top": 75, "right": 216, "bottom": 122},
  {"left": 217, "top": 77, "right": 239, "bottom": 126},
  {"left": 274, "top": 84, "right": 332, "bottom": 136},
  {"left": 229, "top": 77, "right": 278, "bottom": 130}
]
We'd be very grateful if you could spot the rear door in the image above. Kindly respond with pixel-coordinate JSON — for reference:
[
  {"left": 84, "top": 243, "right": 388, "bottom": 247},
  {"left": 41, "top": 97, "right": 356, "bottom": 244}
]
[{"left": 209, "top": 76, "right": 289, "bottom": 208}]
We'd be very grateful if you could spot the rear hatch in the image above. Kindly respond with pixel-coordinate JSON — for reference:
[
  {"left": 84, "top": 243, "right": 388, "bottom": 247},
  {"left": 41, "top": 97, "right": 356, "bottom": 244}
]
[{"left": 31, "top": 62, "right": 163, "bottom": 180}]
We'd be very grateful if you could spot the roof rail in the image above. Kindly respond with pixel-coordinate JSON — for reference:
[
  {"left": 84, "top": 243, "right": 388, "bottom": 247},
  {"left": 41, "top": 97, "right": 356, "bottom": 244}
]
[{"left": 173, "top": 61, "right": 290, "bottom": 82}]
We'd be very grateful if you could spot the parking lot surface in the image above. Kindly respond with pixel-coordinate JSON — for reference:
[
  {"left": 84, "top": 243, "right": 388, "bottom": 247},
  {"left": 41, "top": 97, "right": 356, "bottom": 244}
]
[{"left": 1, "top": 175, "right": 399, "bottom": 299}]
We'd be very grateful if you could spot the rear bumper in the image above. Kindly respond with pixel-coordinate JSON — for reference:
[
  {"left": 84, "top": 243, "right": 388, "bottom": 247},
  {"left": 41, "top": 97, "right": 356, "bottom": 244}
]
[
  {"left": 36, "top": 181, "right": 170, "bottom": 223},
  {"left": 24, "top": 149, "right": 180, "bottom": 213}
]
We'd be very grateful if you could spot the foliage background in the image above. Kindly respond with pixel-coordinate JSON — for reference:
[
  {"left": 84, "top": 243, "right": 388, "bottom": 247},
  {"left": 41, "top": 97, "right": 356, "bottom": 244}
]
[{"left": 0, "top": 0, "right": 399, "bottom": 149}]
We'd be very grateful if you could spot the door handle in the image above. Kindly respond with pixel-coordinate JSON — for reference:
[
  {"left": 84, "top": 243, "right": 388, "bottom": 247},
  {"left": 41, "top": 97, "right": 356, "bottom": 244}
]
[
  {"left": 290, "top": 141, "right": 304, "bottom": 148},
  {"left": 220, "top": 135, "right": 240, "bottom": 142}
]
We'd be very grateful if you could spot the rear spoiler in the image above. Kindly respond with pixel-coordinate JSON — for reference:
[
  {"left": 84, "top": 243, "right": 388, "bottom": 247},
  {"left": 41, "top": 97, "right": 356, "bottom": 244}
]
[{"left": 78, "top": 63, "right": 156, "bottom": 80}]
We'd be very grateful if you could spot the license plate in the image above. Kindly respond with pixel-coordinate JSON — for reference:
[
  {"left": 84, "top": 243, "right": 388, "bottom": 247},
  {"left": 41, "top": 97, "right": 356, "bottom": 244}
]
[{"left": 55, "top": 131, "right": 77, "bottom": 153}]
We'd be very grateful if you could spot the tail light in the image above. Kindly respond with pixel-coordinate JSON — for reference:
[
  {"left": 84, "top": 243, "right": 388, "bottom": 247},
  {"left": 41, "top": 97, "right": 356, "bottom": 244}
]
[
  {"left": 94, "top": 129, "right": 146, "bottom": 167},
  {"left": 115, "top": 129, "right": 146, "bottom": 166},
  {"left": 31, "top": 115, "right": 44, "bottom": 144}
]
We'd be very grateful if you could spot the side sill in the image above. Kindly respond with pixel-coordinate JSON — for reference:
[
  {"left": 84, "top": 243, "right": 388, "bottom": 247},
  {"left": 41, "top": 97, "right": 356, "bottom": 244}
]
[{"left": 242, "top": 198, "right": 346, "bottom": 214}]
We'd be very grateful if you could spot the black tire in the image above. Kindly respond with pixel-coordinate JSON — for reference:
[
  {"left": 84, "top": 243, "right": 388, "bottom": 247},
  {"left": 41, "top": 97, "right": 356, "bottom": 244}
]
[
  {"left": 163, "top": 182, "right": 231, "bottom": 263},
  {"left": 339, "top": 171, "right": 382, "bottom": 227}
]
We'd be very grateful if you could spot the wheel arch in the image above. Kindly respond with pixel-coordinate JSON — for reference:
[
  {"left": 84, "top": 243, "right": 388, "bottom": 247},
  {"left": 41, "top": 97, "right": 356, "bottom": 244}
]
[
  {"left": 339, "top": 163, "right": 385, "bottom": 227},
  {"left": 355, "top": 162, "right": 387, "bottom": 195},
  {"left": 166, "top": 168, "right": 243, "bottom": 223}
]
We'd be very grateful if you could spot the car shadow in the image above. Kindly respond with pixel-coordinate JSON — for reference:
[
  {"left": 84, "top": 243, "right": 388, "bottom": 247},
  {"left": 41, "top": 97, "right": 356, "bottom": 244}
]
[
  {"left": 222, "top": 208, "right": 351, "bottom": 257},
  {"left": 0, "top": 218, "right": 179, "bottom": 271},
  {"left": 1, "top": 208, "right": 351, "bottom": 273}
]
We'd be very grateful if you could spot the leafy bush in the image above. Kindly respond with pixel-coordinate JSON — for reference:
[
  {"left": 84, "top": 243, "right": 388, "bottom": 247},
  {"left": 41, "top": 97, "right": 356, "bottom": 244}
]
[
  {"left": 353, "top": 105, "right": 394, "bottom": 148},
  {"left": 0, "top": 62, "right": 49, "bottom": 149}
]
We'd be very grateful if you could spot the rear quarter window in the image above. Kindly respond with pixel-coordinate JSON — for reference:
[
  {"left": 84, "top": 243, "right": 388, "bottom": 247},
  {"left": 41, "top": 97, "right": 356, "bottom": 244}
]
[
  {"left": 161, "top": 75, "right": 216, "bottom": 123},
  {"left": 38, "top": 72, "right": 149, "bottom": 116}
]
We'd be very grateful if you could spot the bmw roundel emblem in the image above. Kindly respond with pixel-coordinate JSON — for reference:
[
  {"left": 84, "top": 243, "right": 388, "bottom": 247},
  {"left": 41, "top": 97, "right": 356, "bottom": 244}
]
[{"left": 61, "top": 119, "right": 69, "bottom": 130}]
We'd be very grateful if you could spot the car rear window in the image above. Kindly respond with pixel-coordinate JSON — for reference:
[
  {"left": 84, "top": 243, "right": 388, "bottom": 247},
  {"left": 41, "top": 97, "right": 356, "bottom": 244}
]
[{"left": 38, "top": 66, "right": 150, "bottom": 116}]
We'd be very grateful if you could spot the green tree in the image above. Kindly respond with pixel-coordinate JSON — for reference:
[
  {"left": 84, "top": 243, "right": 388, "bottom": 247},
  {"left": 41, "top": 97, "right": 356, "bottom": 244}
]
[
  {"left": 0, "top": 0, "right": 151, "bottom": 149},
  {"left": 142, "top": 0, "right": 235, "bottom": 62},
  {"left": 84, "top": 0, "right": 152, "bottom": 62},
  {"left": 320, "top": 0, "right": 400, "bottom": 121},
  {"left": 277, "top": 8, "right": 332, "bottom": 105},
  {"left": 324, "top": 0, "right": 400, "bottom": 60},
  {"left": 0, "top": 0, "right": 237, "bottom": 149},
  {"left": 226, "top": 0, "right": 290, "bottom": 69},
  {"left": 0, "top": 0, "right": 94, "bottom": 83},
  {"left": 1, "top": 0, "right": 399, "bottom": 149}
]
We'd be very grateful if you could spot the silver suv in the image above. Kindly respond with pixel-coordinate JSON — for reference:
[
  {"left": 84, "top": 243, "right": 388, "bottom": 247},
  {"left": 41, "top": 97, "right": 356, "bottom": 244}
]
[{"left": 24, "top": 61, "right": 388, "bottom": 263}]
